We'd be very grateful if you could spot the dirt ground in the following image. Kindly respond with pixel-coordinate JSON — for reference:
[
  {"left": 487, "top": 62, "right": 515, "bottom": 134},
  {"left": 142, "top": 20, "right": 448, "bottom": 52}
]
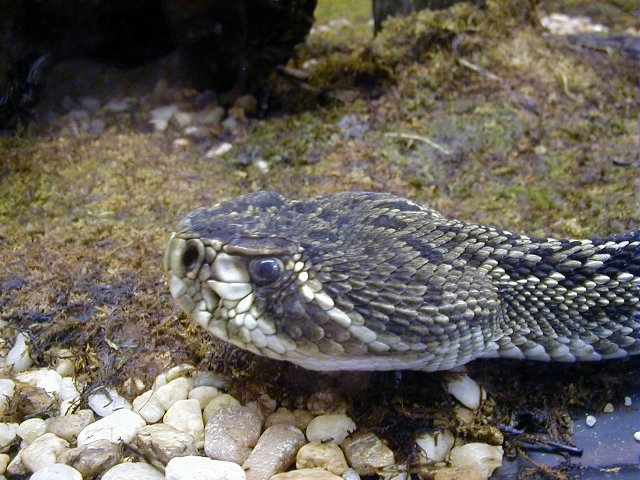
[{"left": 1, "top": 1, "right": 638, "bottom": 478}]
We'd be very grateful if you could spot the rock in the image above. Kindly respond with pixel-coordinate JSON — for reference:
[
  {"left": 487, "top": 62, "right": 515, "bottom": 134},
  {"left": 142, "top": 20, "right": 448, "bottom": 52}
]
[
  {"left": 170, "top": 111, "right": 194, "bottom": 130},
  {"left": 165, "top": 456, "right": 246, "bottom": 480},
  {"left": 233, "top": 95, "right": 257, "bottom": 115},
  {"left": 189, "top": 386, "right": 220, "bottom": 409},
  {"left": 163, "top": 399, "right": 205, "bottom": 447},
  {"left": 0, "top": 423, "right": 18, "bottom": 451},
  {"left": 415, "top": 430, "right": 455, "bottom": 462},
  {"left": 0, "top": 453, "right": 9, "bottom": 474},
  {"left": 449, "top": 443, "right": 503, "bottom": 480},
  {"left": 137, "top": 424, "right": 197, "bottom": 464},
  {"left": 193, "top": 371, "right": 228, "bottom": 389},
  {"left": 15, "top": 368, "right": 62, "bottom": 397},
  {"left": 341, "top": 431, "right": 395, "bottom": 476},
  {"left": 434, "top": 466, "right": 484, "bottom": 480},
  {"left": 271, "top": 468, "right": 343, "bottom": 480},
  {"left": 16, "top": 418, "right": 46, "bottom": 445},
  {"left": 445, "top": 373, "right": 486, "bottom": 410},
  {"left": 7, "top": 450, "right": 27, "bottom": 475},
  {"left": 296, "top": 441, "right": 349, "bottom": 475},
  {"left": 12, "top": 384, "right": 57, "bottom": 417},
  {"left": 88, "top": 388, "right": 132, "bottom": 417},
  {"left": 292, "top": 409, "right": 315, "bottom": 431},
  {"left": 203, "top": 393, "right": 241, "bottom": 422},
  {"left": 77, "top": 409, "right": 146, "bottom": 446},
  {"left": 58, "top": 438, "right": 122, "bottom": 478},
  {"left": 0, "top": 380, "right": 14, "bottom": 417},
  {"left": 103, "top": 99, "right": 133, "bottom": 113},
  {"left": 155, "top": 377, "right": 191, "bottom": 410},
  {"left": 197, "top": 106, "right": 225, "bottom": 125},
  {"left": 46, "top": 409, "right": 95, "bottom": 443},
  {"left": 149, "top": 104, "right": 179, "bottom": 132},
  {"left": 88, "top": 118, "right": 106, "bottom": 134},
  {"left": 307, "top": 390, "right": 347, "bottom": 415},
  {"left": 306, "top": 414, "right": 356, "bottom": 444},
  {"left": 4, "top": 332, "right": 32, "bottom": 372},
  {"left": 101, "top": 462, "right": 164, "bottom": 480},
  {"left": 265, "top": 408, "right": 297, "bottom": 428},
  {"left": 242, "top": 425, "right": 306, "bottom": 480},
  {"left": 205, "top": 143, "right": 233, "bottom": 159},
  {"left": 29, "top": 463, "right": 83, "bottom": 480},
  {"left": 133, "top": 390, "right": 166, "bottom": 423},
  {"left": 204, "top": 405, "right": 262, "bottom": 464},
  {"left": 20, "top": 432, "right": 69, "bottom": 472},
  {"left": 341, "top": 468, "right": 361, "bottom": 480}
]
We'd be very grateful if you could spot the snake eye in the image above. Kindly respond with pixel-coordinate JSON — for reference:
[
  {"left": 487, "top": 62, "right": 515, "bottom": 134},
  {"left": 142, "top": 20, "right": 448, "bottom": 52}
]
[{"left": 249, "top": 257, "right": 283, "bottom": 286}]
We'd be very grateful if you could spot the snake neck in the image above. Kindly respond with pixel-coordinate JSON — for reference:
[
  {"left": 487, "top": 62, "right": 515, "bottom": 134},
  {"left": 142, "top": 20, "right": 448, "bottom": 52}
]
[{"left": 483, "top": 228, "right": 640, "bottom": 361}]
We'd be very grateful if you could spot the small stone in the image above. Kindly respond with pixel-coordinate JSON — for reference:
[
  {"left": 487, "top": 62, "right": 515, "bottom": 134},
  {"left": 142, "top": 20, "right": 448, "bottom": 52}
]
[
  {"left": 193, "top": 371, "right": 228, "bottom": 388},
  {"left": 624, "top": 396, "right": 632, "bottom": 406},
  {"left": 58, "top": 439, "right": 122, "bottom": 478},
  {"left": 454, "top": 406, "right": 475, "bottom": 424},
  {"left": 88, "top": 118, "right": 106, "bottom": 134},
  {"left": 307, "top": 390, "right": 347, "bottom": 415},
  {"left": 0, "top": 453, "right": 9, "bottom": 474},
  {"left": 296, "top": 440, "right": 349, "bottom": 475},
  {"left": 415, "top": 430, "right": 455, "bottom": 462},
  {"left": 434, "top": 466, "right": 484, "bottom": 480},
  {"left": 204, "top": 405, "right": 262, "bottom": 464},
  {"left": 20, "top": 432, "right": 69, "bottom": 472},
  {"left": 88, "top": 388, "right": 131, "bottom": 417},
  {"left": 30, "top": 463, "right": 83, "bottom": 480},
  {"left": 603, "top": 403, "right": 614, "bottom": 413},
  {"left": 166, "top": 456, "right": 246, "bottom": 480},
  {"left": 205, "top": 143, "right": 233, "bottom": 159},
  {"left": 7, "top": 450, "right": 28, "bottom": 475},
  {"left": 449, "top": 443, "right": 503, "bottom": 480},
  {"left": 101, "top": 462, "right": 164, "bottom": 480},
  {"left": 197, "top": 106, "right": 225, "bottom": 126},
  {"left": 170, "top": 111, "right": 194, "bottom": 130},
  {"left": 189, "top": 386, "right": 220, "bottom": 409},
  {"left": 634, "top": 431, "right": 640, "bottom": 442},
  {"left": 59, "top": 377, "right": 80, "bottom": 403},
  {"left": 15, "top": 368, "right": 62, "bottom": 396},
  {"left": 46, "top": 409, "right": 95, "bottom": 443},
  {"left": 271, "top": 468, "right": 342, "bottom": 480},
  {"left": 265, "top": 408, "right": 297, "bottom": 428},
  {"left": 341, "top": 468, "right": 361, "bottom": 480},
  {"left": 242, "top": 425, "right": 306, "bottom": 480},
  {"left": 133, "top": 390, "right": 166, "bottom": 423},
  {"left": 16, "top": 418, "right": 46, "bottom": 445},
  {"left": 137, "top": 424, "right": 197, "bottom": 464},
  {"left": 292, "top": 409, "right": 315, "bottom": 431},
  {"left": 163, "top": 399, "right": 205, "bottom": 447},
  {"left": 4, "top": 332, "right": 32, "bottom": 372},
  {"left": 341, "top": 431, "right": 395, "bottom": 475},
  {"left": 445, "top": 373, "right": 486, "bottom": 410},
  {"left": 173, "top": 138, "right": 191, "bottom": 147},
  {"left": 13, "top": 384, "right": 57, "bottom": 417},
  {"left": 155, "top": 377, "right": 191, "bottom": 409},
  {"left": 77, "top": 409, "right": 146, "bottom": 446},
  {"left": 306, "top": 414, "right": 356, "bottom": 444},
  {"left": 203, "top": 393, "right": 241, "bottom": 422},
  {"left": 149, "top": 104, "right": 179, "bottom": 132},
  {"left": 585, "top": 415, "right": 597, "bottom": 427},
  {"left": 0, "top": 423, "right": 18, "bottom": 451}
]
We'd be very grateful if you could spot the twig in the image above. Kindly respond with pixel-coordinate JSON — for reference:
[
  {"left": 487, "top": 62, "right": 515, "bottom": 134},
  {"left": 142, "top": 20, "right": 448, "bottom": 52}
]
[
  {"left": 499, "top": 424, "right": 583, "bottom": 456},
  {"left": 457, "top": 58, "right": 504, "bottom": 82},
  {"left": 384, "top": 132, "right": 452, "bottom": 155},
  {"left": 519, "top": 449, "right": 568, "bottom": 480},
  {"left": 558, "top": 71, "right": 579, "bottom": 101}
]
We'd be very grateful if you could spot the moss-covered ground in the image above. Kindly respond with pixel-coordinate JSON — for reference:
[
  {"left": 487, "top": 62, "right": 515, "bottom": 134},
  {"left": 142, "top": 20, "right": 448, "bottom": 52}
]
[{"left": 0, "top": 0, "right": 638, "bottom": 477}]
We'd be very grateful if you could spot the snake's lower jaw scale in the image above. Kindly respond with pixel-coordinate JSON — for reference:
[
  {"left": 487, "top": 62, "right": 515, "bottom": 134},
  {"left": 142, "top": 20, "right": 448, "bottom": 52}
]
[{"left": 165, "top": 191, "right": 640, "bottom": 372}]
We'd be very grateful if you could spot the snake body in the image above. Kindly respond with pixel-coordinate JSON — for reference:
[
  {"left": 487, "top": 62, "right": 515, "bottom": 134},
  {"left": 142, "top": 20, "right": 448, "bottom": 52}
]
[{"left": 165, "top": 191, "right": 640, "bottom": 372}]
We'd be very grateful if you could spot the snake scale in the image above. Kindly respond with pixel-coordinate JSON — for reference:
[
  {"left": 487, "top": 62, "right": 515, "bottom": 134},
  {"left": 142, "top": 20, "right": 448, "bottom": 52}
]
[{"left": 165, "top": 191, "right": 639, "bottom": 372}]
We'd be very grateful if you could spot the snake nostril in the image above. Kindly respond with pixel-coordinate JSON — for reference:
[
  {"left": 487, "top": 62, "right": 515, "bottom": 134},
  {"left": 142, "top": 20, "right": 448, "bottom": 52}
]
[{"left": 182, "top": 242, "right": 202, "bottom": 274}]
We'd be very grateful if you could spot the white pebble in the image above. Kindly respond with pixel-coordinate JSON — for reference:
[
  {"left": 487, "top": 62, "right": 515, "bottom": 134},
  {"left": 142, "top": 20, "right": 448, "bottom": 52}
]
[
  {"left": 449, "top": 443, "right": 503, "bottom": 480},
  {"left": 59, "top": 378, "right": 80, "bottom": 402},
  {"left": 133, "top": 390, "right": 166, "bottom": 423},
  {"left": 206, "top": 142, "right": 233, "bottom": 158},
  {"left": 166, "top": 456, "right": 246, "bottom": 480},
  {"left": 634, "top": 432, "right": 640, "bottom": 442},
  {"left": 0, "top": 423, "right": 18, "bottom": 450},
  {"left": 445, "top": 373, "right": 486, "bottom": 410},
  {"left": 203, "top": 394, "right": 241, "bottom": 422},
  {"left": 189, "top": 386, "right": 220, "bottom": 409},
  {"left": 603, "top": 403, "right": 614, "bottom": 413},
  {"left": 4, "top": 332, "right": 32, "bottom": 372},
  {"left": 341, "top": 468, "right": 361, "bottom": 480},
  {"left": 88, "top": 388, "right": 131, "bottom": 417},
  {"left": 29, "top": 463, "right": 82, "bottom": 480},
  {"left": 192, "top": 371, "right": 228, "bottom": 388},
  {"left": 77, "top": 409, "right": 146, "bottom": 446},
  {"left": 165, "top": 364, "right": 196, "bottom": 382},
  {"left": 101, "top": 462, "right": 164, "bottom": 480},
  {"left": 0, "top": 380, "right": 15, "bottom": 417},
  {"left": 17, "top": 418, "right": 47, "bottom": 445},
  {"left": 306, "top": 414, "right": 356, "bottom": 444},
  {"left": 15, "top": 369, "right": 62, "bottom": 396},
  {"left": 163, "top": 399, "right": 205, "bottom": 447},
  {"left": 0, "top": 453, "right": 9, "bottom": 474},
  {"left": 20, "top": 433, "right": 69, "bottom": 472},
  {"left": 624, "top": 396, "right": 632, "bottom": 406},
  {"left": 415, "top": 430, "right": 455, "bottom": 462},
  {"left": 154, "top": 377, "right": 191, "bottom": 410},
  {"left": 585, "top": 415, "right": 597, "bottom": 427}
]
